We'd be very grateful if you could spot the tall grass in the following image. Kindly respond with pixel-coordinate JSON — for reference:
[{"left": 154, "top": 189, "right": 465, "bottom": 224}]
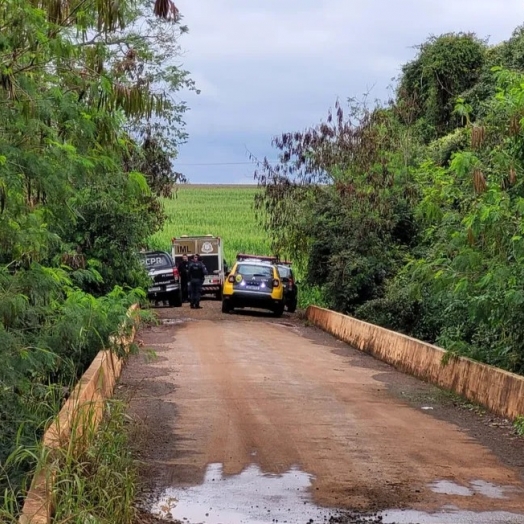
[
  {"left": 0, "top": 399, "right": 137, "bottom": 524},
  {"left": 148, "top": 185, "right": 270, "bottom": 264}
]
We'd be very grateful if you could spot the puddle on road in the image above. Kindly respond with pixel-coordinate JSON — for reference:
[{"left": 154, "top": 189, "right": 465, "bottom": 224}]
[
  {"left": 148, "top": 464, "right": 524, "bottom": 524},
  {"left": 380, "top": 509, "right": 524, "bottom": 523},
  {"left": 380, "top": 479, "right": 524, "bottom": 524},
  {"left": 429, "top": 479, "right": 512, "bottom": 499},
  {"left": 429, "top": 480, "right": 474, "bottom": 497},
  {"left": 470, "top": 480, "right": 511, "bottom": 499},
  {"left": 160, "top": 318, "right": 192, "bottom": 325},
  {"left": 150, "top": 463, "right": 333, "bottom": 523}
]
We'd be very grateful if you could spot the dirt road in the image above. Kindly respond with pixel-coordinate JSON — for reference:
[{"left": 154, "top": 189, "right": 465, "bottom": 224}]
[{"left": 121, "top": 302, "right": 524, "bottom": 523}]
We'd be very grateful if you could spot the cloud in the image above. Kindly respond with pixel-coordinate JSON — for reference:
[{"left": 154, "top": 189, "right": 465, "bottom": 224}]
[{"left": 173, "top": 0, "right": 524, "bottom": 183}]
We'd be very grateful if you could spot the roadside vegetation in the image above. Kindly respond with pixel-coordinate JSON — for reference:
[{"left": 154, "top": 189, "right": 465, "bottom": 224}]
[
  {"left": 255, "top": 27, "right": 524, "bottom": 375},
  {"left": 0, "top": 400, "right": 137, "bottom": 524},
  {"left": 0, "top": 0, "right": 190, "bottom": 513}
]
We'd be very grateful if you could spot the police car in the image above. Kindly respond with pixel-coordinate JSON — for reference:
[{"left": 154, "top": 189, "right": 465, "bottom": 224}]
[
  {"left": 221, "top": 254, "right": 285, "bottom": 316},
  {"left": 139, "top": 250, "right": 182, "bottom": 307}
]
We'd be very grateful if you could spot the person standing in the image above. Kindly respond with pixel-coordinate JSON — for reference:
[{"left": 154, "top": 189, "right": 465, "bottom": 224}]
[
  {"left": 177, "top": 254, "right": 189, "bottom": 303},
  {"left": 188, "top": 254, "right": 207, "bottom": 309}
]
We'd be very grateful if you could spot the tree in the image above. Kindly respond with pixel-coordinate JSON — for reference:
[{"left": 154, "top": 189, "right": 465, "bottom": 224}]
[
  {"left": 0, "top": 0, "right": 192, "bottom": 502},
  {"left": 254, "top": 101, "right": 420, "bottom": 312},
  {"left": 398, "top": 33, "right": 487, "bottom": 140}
]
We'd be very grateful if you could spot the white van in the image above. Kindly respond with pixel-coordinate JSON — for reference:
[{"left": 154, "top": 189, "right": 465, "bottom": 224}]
[{"left": 171, "top": 235, "right": 227, "bottom": 299}]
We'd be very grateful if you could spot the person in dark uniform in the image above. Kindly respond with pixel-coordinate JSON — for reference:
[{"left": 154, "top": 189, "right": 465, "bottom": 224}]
[
  {"left": 177, "top": 254, "right": 189, "bottom": 303},
  {"left": 188, "top": 254, "right": 207, "bottom": 309}
]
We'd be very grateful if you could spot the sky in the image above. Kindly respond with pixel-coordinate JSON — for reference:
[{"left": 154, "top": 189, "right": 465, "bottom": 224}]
[{"left": 172, "top": 0, "right": 524, "bottom": 184}]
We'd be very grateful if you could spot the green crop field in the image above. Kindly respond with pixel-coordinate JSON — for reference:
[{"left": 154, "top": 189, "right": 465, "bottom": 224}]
[{"left": 149, "top": 185, "right": 271, "bottom": 265}]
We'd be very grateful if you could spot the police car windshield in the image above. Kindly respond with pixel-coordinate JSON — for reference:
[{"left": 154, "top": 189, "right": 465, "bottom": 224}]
[{"left": 237, "top": 264, "right": 273, "bottom": 278}]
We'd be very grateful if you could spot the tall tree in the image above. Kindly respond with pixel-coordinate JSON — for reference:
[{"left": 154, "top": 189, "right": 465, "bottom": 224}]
[
  {"left": 0, "top": 0, "right": 193, "bottom": 501},
  {"left": 398, "top": 33, "right": 486, "bottom": 140}
]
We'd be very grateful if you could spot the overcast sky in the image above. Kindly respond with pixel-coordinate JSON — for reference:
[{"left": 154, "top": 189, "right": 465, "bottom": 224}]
[{"left": 172, "top": 0, "right": 524, "bottom": 184}]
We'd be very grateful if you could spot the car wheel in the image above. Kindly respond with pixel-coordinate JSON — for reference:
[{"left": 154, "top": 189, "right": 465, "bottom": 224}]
[
  {"left": 215, "top": 289, "right": 223, "bottom": 301},
  {"left": 287, "top": 300, "right": 297, "bottom": 313},
  {"left": 273, "top": 305, "right": 284, "bottom": 317},
  {"left": 221, "top": 300, "right": 232, "bottom": 314},
  {"left": 169, "top": 290, "right": 183, "bottom": 307}
]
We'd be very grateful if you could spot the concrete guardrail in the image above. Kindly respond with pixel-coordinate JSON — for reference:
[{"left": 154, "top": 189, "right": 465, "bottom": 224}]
[
  {"left": 19, "top": 304, "right": 139, "bottom": 524},
  {"left": 306, "top": 305, "right": 524, "bottom": 422}
]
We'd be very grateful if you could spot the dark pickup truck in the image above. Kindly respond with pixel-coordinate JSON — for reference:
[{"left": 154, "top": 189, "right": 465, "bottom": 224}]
[{"left": 139, "top": 250, "right": 182, "bottom": 307}]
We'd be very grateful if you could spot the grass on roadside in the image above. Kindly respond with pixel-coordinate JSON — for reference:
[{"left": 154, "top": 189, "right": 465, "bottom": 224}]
[{"left": 0, "top": 399, "right": 138, "bottom": 524}]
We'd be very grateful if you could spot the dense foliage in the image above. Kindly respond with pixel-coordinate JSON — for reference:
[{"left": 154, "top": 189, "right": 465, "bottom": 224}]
[
  {"left": 0, "top": 0, "right": 190, "bottom": 503},
  {"left": 256, "top": 28, "right": 524, "bottom": 374}
]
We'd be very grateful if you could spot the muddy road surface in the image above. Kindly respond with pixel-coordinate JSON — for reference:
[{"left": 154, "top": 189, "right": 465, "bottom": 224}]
[{"left": 120, "top": 301, "right": 524, "bottom": 524}]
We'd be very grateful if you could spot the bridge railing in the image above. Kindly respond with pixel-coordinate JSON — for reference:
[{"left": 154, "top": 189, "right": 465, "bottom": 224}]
[{"left": 306, "top": 305, "right": 524, "bottom": 422}]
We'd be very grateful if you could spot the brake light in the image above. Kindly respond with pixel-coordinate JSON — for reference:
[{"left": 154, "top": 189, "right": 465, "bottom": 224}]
[
  {"left": 289, "top": 278, "right": 294, "bottom": 286},
  {"left": 272, "top": 279, "right": 280, "bottom": 288},
  {"left": 228, "top": 274, "right": 235, "bottom": 283},
  {"left": 173, "top": 267, "right": 179, "bottom": 278}
]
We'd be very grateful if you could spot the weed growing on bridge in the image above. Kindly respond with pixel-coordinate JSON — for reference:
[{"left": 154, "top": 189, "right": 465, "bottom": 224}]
[
  {"left": 53, "top": 400, "right": 137, "bottom": 523},
  {"left": 515, "top": 416, "right": 524, "bottom": 437}
]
